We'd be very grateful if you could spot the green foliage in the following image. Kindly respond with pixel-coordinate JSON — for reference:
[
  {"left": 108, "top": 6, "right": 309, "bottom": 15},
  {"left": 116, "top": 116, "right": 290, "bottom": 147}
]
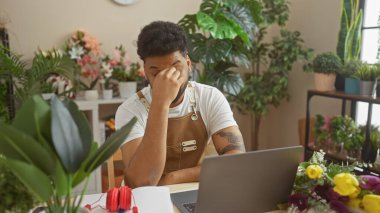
[
  {"left": 360, "top": 125, "right": 380, "bottom": 149},
  {"left": 310, "top": 52, "right": 342, "bottom": 74},
  {"left": 0, "top": 95, "right": 137, "bottom": 212},
  {"left": 0, "top": 81, "right": 9, "bottom": 123},
  {"left": 339, "top": 59, "right": 362, "bottom": 77},
  {"left": 354, "top": 63, "right": 379, "bottom": 81},
  {"left": 0, "top": 158, "right": 37, "bottom": 213},
  {"left": 313, "top": 114, "right": 329, "bottom": 145},
  {"left": 0, "top": 45, "right": 77, "bottom": 103},
  {"left": 336, "top": 0, "right": 363, "bottom": 63},
  {"left": 178, "top": 0, "right": 260, "bottom": 95},
  {"left": 331, "top": 115, "right": 363, "bottom": 150}
]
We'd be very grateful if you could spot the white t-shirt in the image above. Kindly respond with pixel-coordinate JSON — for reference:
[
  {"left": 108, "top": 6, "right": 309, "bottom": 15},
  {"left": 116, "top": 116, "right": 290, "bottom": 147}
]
[{"left": 115, "top": 81, "right": 237, "bottom": 145}]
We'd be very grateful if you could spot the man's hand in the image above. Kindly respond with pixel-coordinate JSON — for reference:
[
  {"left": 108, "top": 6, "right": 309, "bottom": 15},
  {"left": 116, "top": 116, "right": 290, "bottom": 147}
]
[{"left": 151, "top": 67, "right": 184, "bottom": 107}]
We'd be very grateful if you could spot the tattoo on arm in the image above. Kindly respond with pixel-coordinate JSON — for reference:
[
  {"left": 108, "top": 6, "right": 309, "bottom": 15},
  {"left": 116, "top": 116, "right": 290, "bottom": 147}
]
[{"left": 216, "top": 131, "right": 244, "bottom": 155}]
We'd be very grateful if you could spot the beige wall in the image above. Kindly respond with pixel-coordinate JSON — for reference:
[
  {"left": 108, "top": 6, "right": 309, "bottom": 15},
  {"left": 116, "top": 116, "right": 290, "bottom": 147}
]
[
  {"left": 1, "top": 0, "right": 344, "bottom": 150},
  {"left": 1, "top": 0, "right": 202, "bottom": 61},
  {"left": 258, "top": 0, "right": 343, "bottom": 149}
]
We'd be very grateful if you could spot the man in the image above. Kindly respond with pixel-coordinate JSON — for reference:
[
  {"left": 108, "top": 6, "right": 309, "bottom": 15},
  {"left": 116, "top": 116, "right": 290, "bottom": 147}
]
[{"left": 115, "top": 21, "right": 245, "bottom": 188}]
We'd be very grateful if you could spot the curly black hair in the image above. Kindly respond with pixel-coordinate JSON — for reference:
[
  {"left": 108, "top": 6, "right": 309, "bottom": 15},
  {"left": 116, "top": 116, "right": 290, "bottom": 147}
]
[{"left": 137, "top": 21, "right": 187, "bottom": 61}]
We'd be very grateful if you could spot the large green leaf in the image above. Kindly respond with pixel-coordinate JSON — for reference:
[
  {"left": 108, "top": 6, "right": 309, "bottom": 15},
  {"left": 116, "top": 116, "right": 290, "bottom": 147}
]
[
  {"left": 178, "top": 14, "right": 198, "bottom": 34},
  {"left": 52, "top": 160, "right": 68, "bottom": 196},
  {"left": 2, "top": 158, "right": 53, "bottom": 201},
  {"left": 187, "top": 34, "right": 232, "bottom": 64},
  {"left": 62, "top": 99, "right": 92, "bottom": 160},
  {"left": 72, "top": 143, "right": 98, "bottom": 187},
  {"left": 84, "top": 117, "right": 137, "bottom": 172},
  {"left": 205, "top": 62, "right": 243, "bottom": 96},
  {"left": 196, "top": 11, "right": 238, "bottom": 40},
  {"left": 51, "top": 95, "right": 84, "bottom": 173},
  {"left": 12, "top": 95, "right": 52, "bottom": 145},
  {"left": 225, "top": 4, "right": 256, "bottom": 44},
  {"left": 0, "top": 122, "right": 56, "bottom": 175}
]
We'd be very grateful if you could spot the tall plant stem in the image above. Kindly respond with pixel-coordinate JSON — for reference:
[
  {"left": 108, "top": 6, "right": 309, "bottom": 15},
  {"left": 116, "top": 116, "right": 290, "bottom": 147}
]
[{"left": 251, "top": 114, "right": 261, "bottom": 150}]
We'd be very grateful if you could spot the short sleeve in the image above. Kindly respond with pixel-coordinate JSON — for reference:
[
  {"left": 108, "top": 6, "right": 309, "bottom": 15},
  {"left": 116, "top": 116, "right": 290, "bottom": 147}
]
[
  {"left": 204, "top": 88, "right": 237, "bottom": 136},
  {"left": 115, "top": 102, "right": 145, "bottom": 145}
]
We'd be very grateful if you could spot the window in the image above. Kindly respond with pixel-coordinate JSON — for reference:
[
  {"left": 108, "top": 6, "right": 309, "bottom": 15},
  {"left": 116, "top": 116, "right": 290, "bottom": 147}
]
[{"left": 356, "top": 0, "right": 380, "bottom": 126}]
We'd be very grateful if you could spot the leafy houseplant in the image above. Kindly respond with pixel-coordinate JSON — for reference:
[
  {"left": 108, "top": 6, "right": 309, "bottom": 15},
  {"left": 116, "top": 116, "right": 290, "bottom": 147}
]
[
  {"left": 0, "top": 45, "right": 76, "bottom": 103},
  {"left": 330, "top": 115, "right": 363, "bottom": 159},
  {"left": 0, "top": 95, "right": 136, "bottom": 212},
  {"left": 360, "top": 125, "right": 380, "bottom": 163},
  {"left": 354, "top": 63, "right": 379, "bottom": 96},
  {"left": 0, "top": 157, "right": 37, "bottom": 212},
  {"left": 313, "top": 114, "right": 332, "bottom": 151},
  {"left": 234, "top": 0, "right": 313, "bottom": 150},
  {"left": 340, "top": 59, "right": 362, "bottom": 95},
  {"left": 309, "top": 52, "right": 342, "bottom": 91}
]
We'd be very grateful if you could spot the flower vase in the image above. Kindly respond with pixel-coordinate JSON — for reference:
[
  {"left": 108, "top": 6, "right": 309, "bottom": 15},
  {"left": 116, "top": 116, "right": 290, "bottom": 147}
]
[
  {"left": 41, "top": 93, "right": 54, "bottom": 100},
  {"left": 119, "top": 81, "right": 137, "bottom": 99},
  {"left": 103, "top": 89, "right": 113, "bottom": 100},
  {"left": 84, "top": 90, "right": 98, "bottom": 101},
  {"left": 330, "top": 142, "right": 344, "bottom": 155}
]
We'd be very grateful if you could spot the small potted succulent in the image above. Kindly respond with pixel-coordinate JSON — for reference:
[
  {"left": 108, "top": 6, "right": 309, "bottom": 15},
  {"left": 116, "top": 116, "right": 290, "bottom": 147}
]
[
  {"left": 339, "top": 59, "right": 362, "bottom": 95},
  {"left": 309, "top": 52, "right": 342, "bottom": 91}
]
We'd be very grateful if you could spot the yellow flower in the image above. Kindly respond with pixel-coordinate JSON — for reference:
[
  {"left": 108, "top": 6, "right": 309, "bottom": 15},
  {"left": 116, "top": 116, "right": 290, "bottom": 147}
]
[
  {"left": 348, "top": 186, "right": 361, "bottom": 199},
  {"left": 333, "top": 173, "right": 359, "bottom": 196},
  {"left": 362, "top": 194, "right": 380, "bottom": 213},
  {"left": 305, "top": 165, "right": 323, "bottom": 179},
  {"left": 347, "top": 198, "right": 361, "bottom": 208}
]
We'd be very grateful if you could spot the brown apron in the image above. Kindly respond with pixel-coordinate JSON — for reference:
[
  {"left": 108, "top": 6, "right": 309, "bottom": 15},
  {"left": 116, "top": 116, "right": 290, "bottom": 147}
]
[{"left": 137, "top": 84, "right": 208, "bottom": 175}]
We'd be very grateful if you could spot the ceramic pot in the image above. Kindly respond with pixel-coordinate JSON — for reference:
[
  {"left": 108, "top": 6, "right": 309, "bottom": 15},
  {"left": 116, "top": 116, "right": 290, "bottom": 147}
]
[
  {"left": 84, "top": 90, "right": 98, "bottom": 101},
  {"left": 344, "top": 77, "right": 360, "bottom": 95},
  {"left": 314, "top": 73, "right": 336, "bottom": 91},
  {"left": 119, "top": 81, "right": 137, "bottom": 99},
  {"left": 359, "top": 80, "right": 376, "bottom": 97},
  {"left": 103, "top": 89, "right": 113, "bottom": 100}
]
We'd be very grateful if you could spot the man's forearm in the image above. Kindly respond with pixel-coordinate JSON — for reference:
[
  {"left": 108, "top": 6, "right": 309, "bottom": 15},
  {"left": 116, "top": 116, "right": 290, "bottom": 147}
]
[
  {"left": 126, "top": 101, "right": 169, "bottom": 187},
  {"left": 158, "top": 166, "right": 201, "bottom": 186}
]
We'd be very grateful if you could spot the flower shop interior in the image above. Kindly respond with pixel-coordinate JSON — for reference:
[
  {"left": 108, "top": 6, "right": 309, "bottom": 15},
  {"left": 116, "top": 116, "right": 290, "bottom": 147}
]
[{"left": 1, "top": 0, "right": 380, "bottom": 212}]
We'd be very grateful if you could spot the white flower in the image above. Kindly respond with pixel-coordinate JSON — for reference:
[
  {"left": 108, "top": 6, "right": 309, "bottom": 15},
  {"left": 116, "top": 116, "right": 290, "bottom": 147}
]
[
  {"left": 68, "top": 46, "right": 84, "bottom": 59},
  {"left": 101, "top": 62, "right": 113, "bottom": 78}
]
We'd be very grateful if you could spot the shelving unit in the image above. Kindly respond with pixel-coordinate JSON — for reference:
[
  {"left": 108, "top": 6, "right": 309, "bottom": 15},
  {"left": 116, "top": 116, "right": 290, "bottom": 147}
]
[{"left": 304, "top": 90, "right": 380, "bottom": 172}]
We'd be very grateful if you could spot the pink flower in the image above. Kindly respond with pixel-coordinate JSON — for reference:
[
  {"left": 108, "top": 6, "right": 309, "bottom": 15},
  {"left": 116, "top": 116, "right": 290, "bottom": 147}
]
[
  {"left": 138, "top": 67, "right": 146, "bottom": 78},
  {"left": 112, "top": 49, "right": 121, "bottom": 62},
  {"left": 321, "top": 116, "right": 333, "bottom": 131}
]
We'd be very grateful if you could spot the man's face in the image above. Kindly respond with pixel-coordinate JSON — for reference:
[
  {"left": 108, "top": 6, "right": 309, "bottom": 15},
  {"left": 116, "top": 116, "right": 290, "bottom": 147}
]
[{"left": 144, "top": 50, "right": 192, "bottom": 105}]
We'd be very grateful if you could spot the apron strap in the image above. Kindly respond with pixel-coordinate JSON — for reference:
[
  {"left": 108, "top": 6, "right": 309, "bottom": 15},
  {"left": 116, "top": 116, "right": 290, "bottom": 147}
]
[{"left": 137, "top": 91, "right": 150, "bottom": 112}]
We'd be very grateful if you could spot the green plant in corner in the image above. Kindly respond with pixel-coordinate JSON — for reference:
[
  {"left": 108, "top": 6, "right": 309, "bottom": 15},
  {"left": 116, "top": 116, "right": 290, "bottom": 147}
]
[
  {"left": 354, "top": 63, "right": 378, "bottom": 81},
  {"left": 338, "top": 59, "right": 362, "bottom": 78},
  {"left": 331, "top": 115, "right": 363, "bottom": 152},
  {"left": 234, "top": 0, "right": 313, "bottom": 150},
  {"left": 0, "top": 95, "right": 137, "bottom": 212}
]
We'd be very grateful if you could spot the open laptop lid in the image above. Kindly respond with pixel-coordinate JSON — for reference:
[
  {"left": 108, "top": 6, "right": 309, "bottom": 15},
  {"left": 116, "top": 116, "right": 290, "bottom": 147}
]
[{"left": 195, "top": 146, "right": 303, "bottom": 213}]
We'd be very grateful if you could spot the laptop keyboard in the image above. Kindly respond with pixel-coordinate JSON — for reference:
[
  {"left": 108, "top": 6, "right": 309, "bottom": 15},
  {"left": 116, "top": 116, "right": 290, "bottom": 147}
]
[{"left": 183, "top": 203, "right": 196, "bottom": 213}]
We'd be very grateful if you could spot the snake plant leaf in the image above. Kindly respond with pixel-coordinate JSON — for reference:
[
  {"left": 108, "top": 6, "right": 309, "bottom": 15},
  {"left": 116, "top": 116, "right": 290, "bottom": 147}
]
[
  {"left": 84, "top": 117, "right": 137, "bottom": 173},
  {"left": 72, "top": 143, "right": 98, "bottom": 187},
  {"left": 12, "top": 95, "right": 52, "bottom": 145},
  {"left": 2, "top": 158, "right": 53, "bottom": 201},
  {"left": 187, "top": 34, "right": 232, "bottom": 64},
  {"left": 349, "top": 10, "right": 362, "bottom": 60},
  {"left": 51, "top": 95, "right": 84, "bottom": 173},
  {"left": 0, "top": 122, "right": 56, "bottom": 175},
  {"left": 196, "top": 11, "right": 238, "bottom": 40},
  {"left": 62, "top": 98, "right": 92, "bottom": 160}
]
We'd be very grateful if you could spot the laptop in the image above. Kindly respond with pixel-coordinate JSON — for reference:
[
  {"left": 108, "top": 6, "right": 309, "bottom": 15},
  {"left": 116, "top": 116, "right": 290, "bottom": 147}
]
[{"left": 170, "top": 146, "right": 303, "bottom": 213}]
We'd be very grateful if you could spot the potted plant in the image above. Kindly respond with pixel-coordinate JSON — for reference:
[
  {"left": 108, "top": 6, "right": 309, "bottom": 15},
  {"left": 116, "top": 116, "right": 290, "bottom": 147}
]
[
  {"left": 0, "top": 95, "right": 136, "bottom": 212},
  {"left": 335, "top": 0, "right": 363, "bottom": 91},
  {"left": 313, "top": 114, "right": 332, "bottom": 151},
  {"left": 110, "top": 45, "right": 144, "bottom": 98},
  {"left": 338, "top": 59, "right": 362, "bottom": 95},
  {"left": 360, "top": 125, "right": 380, "bottom": 163},
  {"left": 100, "top": 56, "right": 114, "bottom": 100},
  {"left": 330, "top": 115, "right": 362, "bottom": 158},
  {"left": 309, "top": 52, "right": 342, "bottom": 91},
  {"left": 354, "top": 63, "right": 378, "bottom": 96},
  {"left": 65, "top": 30, "right": 101, "bottom": 101}
]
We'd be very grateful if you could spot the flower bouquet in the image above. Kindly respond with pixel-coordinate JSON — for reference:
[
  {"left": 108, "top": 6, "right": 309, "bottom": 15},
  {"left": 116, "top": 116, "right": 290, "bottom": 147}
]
[
  {"left": 288, "top": 151, "right": 380, "bottom": 213},
  {"left": 65, "top": 30, "right": 101, "bottom": 93}
]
